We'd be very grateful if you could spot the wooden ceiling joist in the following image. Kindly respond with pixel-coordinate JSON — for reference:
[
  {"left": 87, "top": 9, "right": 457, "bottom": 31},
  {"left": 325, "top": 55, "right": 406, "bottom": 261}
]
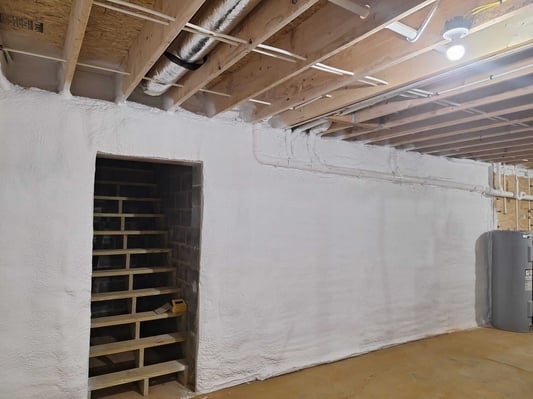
[
  {"left": 253, "top": 0, "right": 533, "bottom": 123},
  {"left": 115, "top": 0, "right": 207, "bottom": 102},
  {"left": 163, "top": 0, "right": 320, "bottom": 111},
  {"left": 198, "top": 0, "right": 436, "bottom": 117},
  {"left": 378, "top": 116, "right": 533, "bottom": 147},
  {"left": 58, "top": 0, "right": 94, "bottom": 93},
  {"left": 467, "top": 141, "right": 533, "bottom": 157},
  {"left": 474, "top": 148, "right": 533, "bottom": 162},
  {"left": 363, "top": 101, "right": 533, "bottom": 144},
  {"left": 349, "top": 59, "right": 533, "bottom": 126},
  {"left": 446, "top": 135, "right": 533, "bottom": 157},
  {"left": 273, "top": 1, "right": 533, "bottom": 128},
  {"left": 418, "top": 125, "right": 533, "bottom": 154},
  {"left": 356, "top": 86, "right": 533, "bottom": 142}
]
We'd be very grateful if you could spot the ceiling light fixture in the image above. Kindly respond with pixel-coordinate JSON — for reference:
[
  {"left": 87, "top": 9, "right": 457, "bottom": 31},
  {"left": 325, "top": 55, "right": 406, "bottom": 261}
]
[{"left": 442, "top": 16, "right": 472, "bottom": 61}]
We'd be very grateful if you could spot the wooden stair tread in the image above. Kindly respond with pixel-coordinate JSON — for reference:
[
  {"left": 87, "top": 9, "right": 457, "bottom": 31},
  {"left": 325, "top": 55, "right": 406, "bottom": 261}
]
[
  {"left": 90, "top": 332, "right": 185, "bottom": 358},
  {"left": 94, "top": 195, "right": 160, "bottom": 201},
  {"left": 93, "top": 213, "right": 165, "bottom": 217},
  {"left": 93, "top": 230, "right": 167, "bottom": 235},
  {"left": 93, "top": 267, "right": 175, "bottom": 277},
  {"left": 91, "top": 287, "right": 178, "bottom": 301},
  {"left": 95, "top": 180, "right": 157, "bottom": 187},
  {"left": 88, "top": 360, "right": 186, "bottom": 391},
  {"left": 91, "top": 310, "right": 183, "bottom": 328},
  {"left": 93, "top": 248, "right": 171, "bottom": 256}
]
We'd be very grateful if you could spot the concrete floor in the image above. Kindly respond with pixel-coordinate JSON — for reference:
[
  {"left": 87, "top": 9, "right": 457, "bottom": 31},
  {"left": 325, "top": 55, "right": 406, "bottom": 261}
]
[{"left": 97, "top": 328, "right": 533, "bottom": 399}]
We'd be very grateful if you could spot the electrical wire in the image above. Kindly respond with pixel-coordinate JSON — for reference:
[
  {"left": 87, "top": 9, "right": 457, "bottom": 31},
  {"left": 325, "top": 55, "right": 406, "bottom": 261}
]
[{"left": 471, "top": 0, "right": 507, "bottom": 16}]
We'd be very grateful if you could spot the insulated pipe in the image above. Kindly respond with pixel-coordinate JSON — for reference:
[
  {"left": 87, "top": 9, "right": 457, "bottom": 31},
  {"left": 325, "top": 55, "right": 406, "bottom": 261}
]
[
  {"left": 143, "top": 0, "right": 260, "bottom": 96},
  {"left": 252, "top": 127, "right": 525, "bottom": 200}
]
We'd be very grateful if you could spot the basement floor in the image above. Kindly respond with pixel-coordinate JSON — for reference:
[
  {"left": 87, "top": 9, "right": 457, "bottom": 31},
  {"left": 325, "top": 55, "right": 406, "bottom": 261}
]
[{"left": 98, "top": 327, "right": 533, "bottom": 399}]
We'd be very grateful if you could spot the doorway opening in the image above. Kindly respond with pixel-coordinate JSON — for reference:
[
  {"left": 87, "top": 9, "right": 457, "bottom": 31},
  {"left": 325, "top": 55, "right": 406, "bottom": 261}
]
[{"left": 89, "top": 156, "right": 202, "bottom": 397}]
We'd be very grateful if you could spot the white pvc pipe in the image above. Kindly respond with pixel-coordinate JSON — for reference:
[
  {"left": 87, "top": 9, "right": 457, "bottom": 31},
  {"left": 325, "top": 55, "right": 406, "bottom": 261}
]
[
  {"left": 329, "top": 0, "right": 370, "bottom": 19},
  {"left": 386, "top": 22, "right": 418, "bottom": 41},
  {"left": 252, "top": 128, "right": 528, "bottom": 201}
]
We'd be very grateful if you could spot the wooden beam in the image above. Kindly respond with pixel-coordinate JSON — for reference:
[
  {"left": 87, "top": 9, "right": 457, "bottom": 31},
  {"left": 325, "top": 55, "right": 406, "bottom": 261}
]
[
  {"left": 253, "top": 0, "right": 533, "bottom": 122},
  {"left": 201, "top": 0, "right": 435, "bottom": 116},
  {"left": 272, "top": 1, "right": 533, "bottom": 127},
  {"left": 58, "top": 0, "right": 93, "bottom": 93},
  {"left": 164, "top": 0, "right": 320, "bottom": 111},
  {"left": 365, "top": 102, "right": 533, "bottom": 144},
  {"left": 386, "top": 117, "right": 533, "bottom": 147},
  {"left": 361, "top": 84, "right": 533, "bottom": 140},
  {"left": 463, "top": 143, "right": 533, "bottom": 159},
  {"left": 115, "top": 0, "right": 207, "bottom": 102},
  {"left": 447, "top": 136, "right": 533, "bottom": 157},
  {"left": 350, "top": 58, "right": 533, "bottom": 125},
  {"left": 473, "top": 149, "right": 533, "bottom": 162},
  {"left": 419, "top": 125, "right": 533, "bottom": 154}
]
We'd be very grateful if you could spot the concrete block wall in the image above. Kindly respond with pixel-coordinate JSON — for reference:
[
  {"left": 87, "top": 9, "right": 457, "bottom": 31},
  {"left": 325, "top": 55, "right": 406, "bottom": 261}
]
[
  {"left": 0, "top": 87, "right": 493, "bottom": 398},
  {"left": 157, "top": 163, "right": 202, "bottom": 388}
]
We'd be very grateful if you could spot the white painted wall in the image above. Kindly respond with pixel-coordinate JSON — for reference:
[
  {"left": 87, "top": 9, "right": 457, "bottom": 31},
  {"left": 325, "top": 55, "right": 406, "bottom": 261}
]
[{"left": 0, "top": 86, "right": 493, "bottom": 398}]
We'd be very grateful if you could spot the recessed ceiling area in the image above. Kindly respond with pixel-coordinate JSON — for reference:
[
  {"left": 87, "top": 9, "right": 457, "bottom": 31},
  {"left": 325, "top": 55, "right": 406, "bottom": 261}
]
[{"left": 0, "top": 0, "right": 532, "bottom": 165}]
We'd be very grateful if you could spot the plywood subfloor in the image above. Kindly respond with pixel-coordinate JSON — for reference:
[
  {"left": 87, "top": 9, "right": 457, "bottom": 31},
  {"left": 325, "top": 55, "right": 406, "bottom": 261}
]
[{"left": 96, "top": 327, "right": 533, "bottom": 399}]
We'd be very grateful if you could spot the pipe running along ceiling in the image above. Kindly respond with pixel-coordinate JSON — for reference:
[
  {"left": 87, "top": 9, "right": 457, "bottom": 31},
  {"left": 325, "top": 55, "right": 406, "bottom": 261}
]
[{"left": 142, "top": 0, "right": 260, "bottom": 96}]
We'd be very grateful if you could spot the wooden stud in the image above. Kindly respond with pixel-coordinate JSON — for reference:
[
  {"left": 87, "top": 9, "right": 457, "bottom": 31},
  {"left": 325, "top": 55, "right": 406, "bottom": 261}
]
[
  {"left": 58, "top": 0, "right": 93, "bottom": 93},
  {"left": 115, "top": 0, "right": 208, "bottom": 102}
]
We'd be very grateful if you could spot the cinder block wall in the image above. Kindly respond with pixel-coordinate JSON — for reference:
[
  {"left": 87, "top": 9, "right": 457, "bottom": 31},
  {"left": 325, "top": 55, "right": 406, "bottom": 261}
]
[{"left": 157, "top": 164, "right": 202, "bottom": 388}]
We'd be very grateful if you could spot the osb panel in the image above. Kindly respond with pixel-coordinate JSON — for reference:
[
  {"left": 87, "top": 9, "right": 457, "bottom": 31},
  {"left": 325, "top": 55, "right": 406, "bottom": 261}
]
[
  {"left": 494, "top": 174, "right": 532, "bottom": 231},
  {"left": 0, "top": 0, "right": 71, "bottom": 54},
  {"left": 79, "top": 0, "right": 158, "bottom": 66}
]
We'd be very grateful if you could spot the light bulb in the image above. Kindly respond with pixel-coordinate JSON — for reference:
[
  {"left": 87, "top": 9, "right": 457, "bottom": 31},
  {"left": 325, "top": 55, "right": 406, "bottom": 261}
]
[{"left": 446, "top": 44, "right": 465, "bottom": 61}]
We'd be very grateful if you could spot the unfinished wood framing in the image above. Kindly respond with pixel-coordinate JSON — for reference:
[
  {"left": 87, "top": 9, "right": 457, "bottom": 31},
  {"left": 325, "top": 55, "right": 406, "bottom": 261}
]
[
  {"left": 58, "top": 0, "right": 93, "bottom": 93},
  {"left": 115, "top": 0, "right": 207, "bottom": 102},
  {"left": 1, "top": 0, "right": 532, "bottom": 166},
  {"left": 164, "top": 0, "right": 320, "bottom": 110},
  {"left": 494, "top": 173, "right": 532, "bottom": 231},
  {"left": 200, "top": 0, "right": 436, "bottom": 117}
]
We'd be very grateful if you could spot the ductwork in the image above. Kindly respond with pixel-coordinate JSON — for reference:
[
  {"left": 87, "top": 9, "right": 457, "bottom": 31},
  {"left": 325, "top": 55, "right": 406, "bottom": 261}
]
[{"left": 143, "top": 0, "right": 260, "bottom": 96}]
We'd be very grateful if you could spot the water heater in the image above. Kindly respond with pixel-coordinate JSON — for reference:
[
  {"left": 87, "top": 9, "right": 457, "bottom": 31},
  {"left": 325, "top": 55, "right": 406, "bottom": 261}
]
[{"left": 490, "top": 230, "right": 533, "bottom": 333}]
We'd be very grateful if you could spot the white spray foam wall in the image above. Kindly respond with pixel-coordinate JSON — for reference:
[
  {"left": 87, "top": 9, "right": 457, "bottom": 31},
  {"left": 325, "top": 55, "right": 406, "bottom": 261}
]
[{"left": 0, "top": 87, "right": 492, "bottom": 397}]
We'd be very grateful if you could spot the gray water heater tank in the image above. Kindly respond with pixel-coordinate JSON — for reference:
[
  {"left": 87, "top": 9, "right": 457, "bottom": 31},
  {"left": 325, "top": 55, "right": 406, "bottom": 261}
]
[{"left": 491, "top": 230, "right": 533, "bottom": 333}]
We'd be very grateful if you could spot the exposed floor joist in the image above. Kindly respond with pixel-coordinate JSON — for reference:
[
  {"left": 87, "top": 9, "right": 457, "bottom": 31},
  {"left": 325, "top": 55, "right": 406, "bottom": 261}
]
[
  {"left": 58, "top": 0, "right": 94, "bottom": 93},
  {"left": 199, "top": 0, "right": 436, "bottom": 117},
  {"left": 1, "top": 0, "right": 532, "bottom": 167},
  {"left": 163, "top": 0, "right": 320, "bottom": 111},
  {"left": 116, "top": 0, "right": 208, "bottom": 102},
  {"left": 268, "top": 1, "right": 533, "bottom": 127}
]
